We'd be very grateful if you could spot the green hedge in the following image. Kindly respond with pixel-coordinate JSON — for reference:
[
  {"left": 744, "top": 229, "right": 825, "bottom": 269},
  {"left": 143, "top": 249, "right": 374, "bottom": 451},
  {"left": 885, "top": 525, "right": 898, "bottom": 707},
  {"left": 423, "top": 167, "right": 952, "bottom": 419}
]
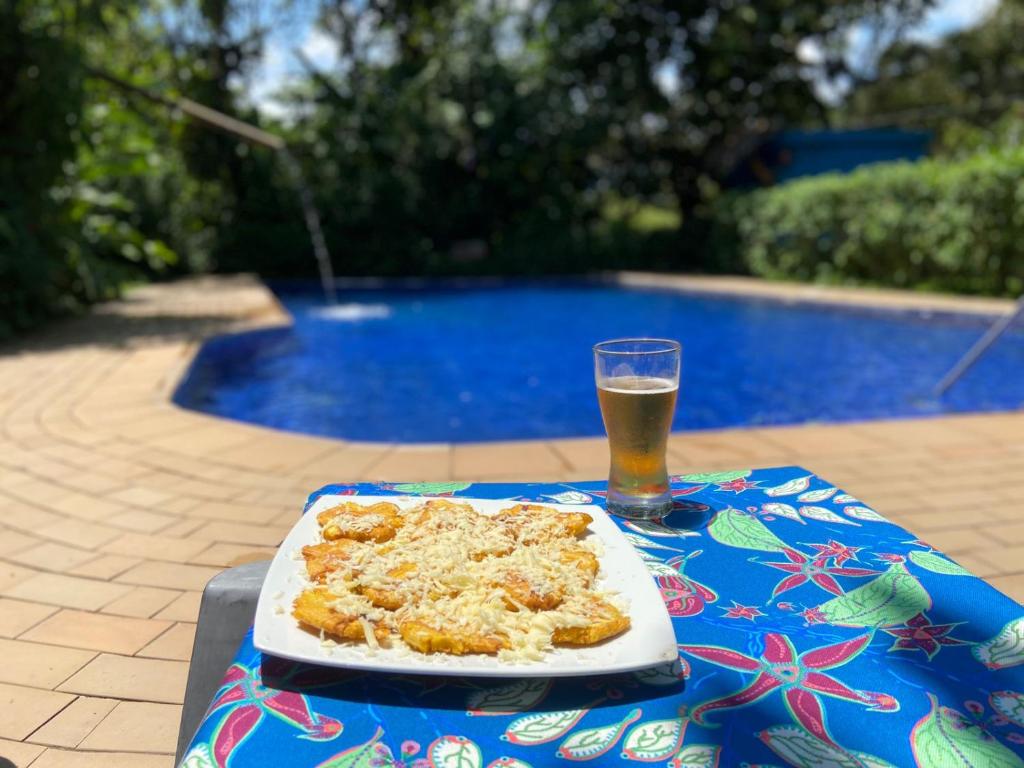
[{"left": 719, "top": 148, "right": 1024, "bottom": 296}]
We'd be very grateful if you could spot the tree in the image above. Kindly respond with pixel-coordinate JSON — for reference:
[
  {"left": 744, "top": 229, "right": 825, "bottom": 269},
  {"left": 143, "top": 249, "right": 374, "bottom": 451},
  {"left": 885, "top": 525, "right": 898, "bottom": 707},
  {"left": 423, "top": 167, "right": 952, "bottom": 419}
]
[
  {"left": 539, "top": 0, "right": 935, "bottom": 259},
  {"left": 280, "top": 0, "right": 936, "bottom": 273},
  {"left": 841, "top": 0, "right": 1023, "bottom": 135}
]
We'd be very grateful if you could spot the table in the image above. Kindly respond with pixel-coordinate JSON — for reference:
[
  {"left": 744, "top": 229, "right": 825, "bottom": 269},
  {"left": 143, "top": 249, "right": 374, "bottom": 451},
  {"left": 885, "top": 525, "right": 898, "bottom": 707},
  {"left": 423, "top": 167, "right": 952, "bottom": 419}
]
[{"left": 179, "top": 467, "right": 1024, "bottom": 767}]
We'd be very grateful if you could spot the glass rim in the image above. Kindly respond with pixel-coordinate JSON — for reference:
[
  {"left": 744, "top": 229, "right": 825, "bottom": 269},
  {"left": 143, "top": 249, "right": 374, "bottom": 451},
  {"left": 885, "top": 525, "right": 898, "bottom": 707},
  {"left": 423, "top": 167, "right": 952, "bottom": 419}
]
[{"left": 593, "top": 338, "right": 681, "bottom": 356}]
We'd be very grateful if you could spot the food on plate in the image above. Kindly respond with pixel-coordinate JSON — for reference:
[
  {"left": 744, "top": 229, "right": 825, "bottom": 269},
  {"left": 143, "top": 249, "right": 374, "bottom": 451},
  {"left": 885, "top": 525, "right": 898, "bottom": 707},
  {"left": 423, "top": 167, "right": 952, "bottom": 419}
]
[
  {"left": 316, "top": 501, "right": 403, "bottom": 543},
  {"left": 291, "top": 499, "right": 629, "bottom": 660}
]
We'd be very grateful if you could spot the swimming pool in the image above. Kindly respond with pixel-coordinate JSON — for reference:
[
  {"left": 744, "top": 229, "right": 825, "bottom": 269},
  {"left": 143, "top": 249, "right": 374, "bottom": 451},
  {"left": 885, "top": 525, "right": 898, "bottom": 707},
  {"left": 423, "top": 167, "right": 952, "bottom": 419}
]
[{"left": 173, "top": 280, "right": 1024, "bottom": 443}]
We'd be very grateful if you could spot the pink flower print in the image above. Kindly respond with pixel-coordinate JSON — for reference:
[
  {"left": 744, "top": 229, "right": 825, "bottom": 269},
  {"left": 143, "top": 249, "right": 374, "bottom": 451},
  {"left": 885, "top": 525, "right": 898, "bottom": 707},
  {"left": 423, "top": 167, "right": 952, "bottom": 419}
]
[
  {"left": 680, "top": 633, "right": 894, "bottom": 747},
  {"left": 882, "top": 612, "right": 968, "bottom": 660},
  {"left": 761, "top": 548, "right": 877, "bottom": 598}
]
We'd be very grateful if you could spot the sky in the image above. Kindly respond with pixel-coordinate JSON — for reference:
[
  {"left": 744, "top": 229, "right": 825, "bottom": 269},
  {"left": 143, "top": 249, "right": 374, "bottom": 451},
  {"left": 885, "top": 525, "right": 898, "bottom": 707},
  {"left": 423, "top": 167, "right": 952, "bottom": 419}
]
[{"left": 244, "top": 0, "right": 1001, "bottom": 118}]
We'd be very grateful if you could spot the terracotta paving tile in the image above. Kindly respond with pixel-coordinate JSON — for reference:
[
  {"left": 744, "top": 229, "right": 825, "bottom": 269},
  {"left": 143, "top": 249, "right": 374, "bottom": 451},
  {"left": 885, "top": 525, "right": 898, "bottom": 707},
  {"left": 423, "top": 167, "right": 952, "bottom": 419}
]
[
  {"left": 894, "top": 507, "right": 1003, "bottom": 532},
  {"left": 26, "top": 747, "right": 174, "bottom": 767},
  {"left": 177, "top": 499, "right": 280, "bottom": 524},
  {"left": 5, "top": 573, "right": 131, "bottom": 611},
  {"left": 101, "top": 532, "right": 212, "bottom": 563},
  {"left": 0, "top": 736, "right": 45, "bottom": 766},
  {"left": 67, "top": 555, "right": 141, "bottom": 581},
  {"left": 548, "top": 437, "right": 609, "bottom": 473},
  {"left": 153, "top": 591, "right": 202, "bottom": 622},
  {"left": 0, "top": 527, "right": 42, "bottom": 557},
  {"left": 0, "top": 597, "right": 59, "bottom": 638},
  {"left": 0, "top": 563, "right": 40, "bottom": 593},
  {"left": 99, "top": 587, "right": 182, "bottom": 619},
  {"left": 910, "top": 528, "right": 998, "bottom": 556},
  {"left": 975, "top": 546, "right": 1024, "bottom": 576},
  {"left": 27, "top": 696, "right": 119, "bottom": 748},
  {"left": 153, "top": 496, "right": 201, "bottom": 516},
  {"left": 0, "top": 682, "right": 74, "bottom": 740},
  {"left": 115, "top": 561, "right": 220, "bottom": 592},
  {"left": 361, "top": 445, "right": 452, "bottom": 482},
  {"left": 45, "top": 492, "right": 128, "bottom": 523},
  {"left": 857, "top": 418, "right": 992, "bottom": 449},
  {"left": 189, "top": 543, "right": 275, "bottom": 567},
  {"left": 983, "top": 521, "right": 1024, "bottom": 545},
  {"left": 35, "top": 520, "right": 121, "bottom": 550},
  {"left": 452, "top": 441, "right": 566, "bottom": 479},
  {"left": 57, "top": 654, "right": 187, "bottom": 704},
  {"left": 0, "top": 499, "right": 64, "bottom": 534},
  {"left": 22, "top": 609, "right": 172, "bottom": 655},
  {"left": 211, "top": 433, "right": 337, "bottom": 472},
  {"left": 140, "top": 422, "right": 254, "bottom": 456},
  {"left": 293, "top": 445, "right": 388, "bottom": 483},
  {"left": 155, "top": 517, "right": 206, "bottom": 537},
  {"left": 7, "top": 542, "right": 97, "bottom": 573},
  {"left": 137, "top": 622, "right": 196, "bottom": 661},
  {"left": 106, "top": 486, "right": 174, "bottom": 508},
  {"left": 5, "top": 478, "right": 58, "bottom": 506},
  {"left": 103, "top": 509, "right": 177, "bottom": 534},
  {"left": 88, "top": 456, "right": 155, "bottom": 481},
  {"left": 0, "top": 638, "right": 94, "bottom": 688},
  {"left": 194, "top": 520, "right": 289, "bottom": 546},
  {"left": 56, "top": 471, "right": 126, "bottom": 495},
  {"left": 78, "top": 701, "right": 181, "bottom": 754}
]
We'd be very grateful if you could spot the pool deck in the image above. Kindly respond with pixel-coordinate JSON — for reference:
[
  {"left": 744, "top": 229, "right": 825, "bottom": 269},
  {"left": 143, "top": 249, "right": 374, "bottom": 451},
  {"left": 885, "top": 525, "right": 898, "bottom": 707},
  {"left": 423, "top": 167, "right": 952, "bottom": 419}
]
[{"left": 1, "top": 274, "right": 1022, "bottom": 766}]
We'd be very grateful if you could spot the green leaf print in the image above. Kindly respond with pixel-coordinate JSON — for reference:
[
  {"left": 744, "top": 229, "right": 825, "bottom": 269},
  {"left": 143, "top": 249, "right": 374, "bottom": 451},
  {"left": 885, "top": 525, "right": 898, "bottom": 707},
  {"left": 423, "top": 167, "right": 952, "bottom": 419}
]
[
  {"left": 911, "top": 695, "right": 1023, "bottom": 768},
  {"left": 908, "top": 550, "right": 972, "bottom": 577},
  {"left": 991, "top": 691, "right": 1024, "bottom": 728},
  {"left": 973, "top": 617, "right": 1024, "bottom": 670},
  {"left": 759, "top": 723, "right": 897, "bottom": 768},
  {"left": 390, "top": 482, "right": 472, "bottom": 495},
  {"left": 816, "top": 564, "right": 930, "bottom": 627},
  {"left": 620, "top": 716, "right": 686, "bottom": 761},
  {"left": 708, "top": 507, "right": 788, "bottom": 552},
  {"left": 670, "top": 744, "right": 721, "bottom": 767},
  {"left": 677, "top": 470, "right": 750, "bottom": 484}
]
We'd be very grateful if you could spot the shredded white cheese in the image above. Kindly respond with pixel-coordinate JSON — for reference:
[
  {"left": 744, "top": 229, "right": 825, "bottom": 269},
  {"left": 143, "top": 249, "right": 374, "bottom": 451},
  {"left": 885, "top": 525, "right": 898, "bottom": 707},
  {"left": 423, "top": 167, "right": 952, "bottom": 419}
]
[{"left": 302, "top": 500, "right": 628, "bottom": 661}]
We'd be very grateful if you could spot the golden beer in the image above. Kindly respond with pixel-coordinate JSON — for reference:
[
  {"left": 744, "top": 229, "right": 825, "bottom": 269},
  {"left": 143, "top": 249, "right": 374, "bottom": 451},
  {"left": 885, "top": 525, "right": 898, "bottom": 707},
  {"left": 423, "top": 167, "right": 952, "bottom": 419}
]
[
  {"left": 593, "top": 338, "right": 680, "bottom": 519},
  {"left": 598, "top": 376, "right": 678, "bottom": 504}
]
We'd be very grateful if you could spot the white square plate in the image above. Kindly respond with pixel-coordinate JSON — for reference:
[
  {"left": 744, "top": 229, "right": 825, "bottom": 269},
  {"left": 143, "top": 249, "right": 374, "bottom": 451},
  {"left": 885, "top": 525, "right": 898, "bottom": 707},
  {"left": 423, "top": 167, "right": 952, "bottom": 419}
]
[{"left": 253, "top": 495, "right": 677, "bottom": 677}]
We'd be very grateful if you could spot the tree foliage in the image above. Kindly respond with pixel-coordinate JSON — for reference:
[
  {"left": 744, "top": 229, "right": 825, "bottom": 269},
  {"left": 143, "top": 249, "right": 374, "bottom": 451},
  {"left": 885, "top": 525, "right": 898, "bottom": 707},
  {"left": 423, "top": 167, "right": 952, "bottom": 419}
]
[
  {"left": 841, "top": 0, "right": 1024, "bottom": 141},
  {"left": 3, "top": 0, "right": 950, "bottom": 337}
]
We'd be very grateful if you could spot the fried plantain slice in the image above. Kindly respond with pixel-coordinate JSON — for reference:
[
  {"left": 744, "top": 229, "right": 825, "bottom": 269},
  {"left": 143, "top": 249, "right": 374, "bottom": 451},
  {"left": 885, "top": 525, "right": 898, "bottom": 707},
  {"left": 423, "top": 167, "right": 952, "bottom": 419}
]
[
  {"left": 318, "top": 501, "right": 403, "bottom": 543},
  {"left": 292, "top": 588, "right": 387, "bottom": 643},
  {"left": 409, "top": 499, "right": 477, "bottom": 528},
  {"left": 552, "top": 597, "right": 630, "bottom": 646},
  {"left": 399, "top": 620, "right": 508, "bottom": 655},
  {"left": 302, "top": 540, "right": 359, "bottom": 582},
  {"left": 559, "top": 547, "right": 600, "bottom": 581},
  {"left": 497, "top": 504, "right": 593, "bottom": 543},
  {"left": 499, "top": 571, "right": 563, "bottom": 611},
  {"left": 360, "top": 586, "right": 404, "bottom": 611}
]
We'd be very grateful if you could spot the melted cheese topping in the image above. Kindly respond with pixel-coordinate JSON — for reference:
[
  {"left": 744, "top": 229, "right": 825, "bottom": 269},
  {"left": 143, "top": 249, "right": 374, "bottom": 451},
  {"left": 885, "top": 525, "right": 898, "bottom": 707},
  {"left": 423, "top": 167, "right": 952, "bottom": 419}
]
[{"left": 311, "top": 501, "right": 624, "bottom": 661}]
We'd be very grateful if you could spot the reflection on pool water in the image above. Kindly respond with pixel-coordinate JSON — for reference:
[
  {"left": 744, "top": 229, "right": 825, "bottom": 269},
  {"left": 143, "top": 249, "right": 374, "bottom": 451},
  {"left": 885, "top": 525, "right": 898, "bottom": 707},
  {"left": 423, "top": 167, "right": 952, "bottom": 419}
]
[{"left": 173, "top": 280, "right": 1024, "bottom": 443}]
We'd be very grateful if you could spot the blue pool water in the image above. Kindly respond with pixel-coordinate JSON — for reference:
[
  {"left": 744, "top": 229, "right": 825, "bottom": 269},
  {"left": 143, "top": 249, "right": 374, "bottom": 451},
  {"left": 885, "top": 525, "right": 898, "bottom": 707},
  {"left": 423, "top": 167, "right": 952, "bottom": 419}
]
[{"left": 173, "top": 280, "right": 1024, "bottom": 443}]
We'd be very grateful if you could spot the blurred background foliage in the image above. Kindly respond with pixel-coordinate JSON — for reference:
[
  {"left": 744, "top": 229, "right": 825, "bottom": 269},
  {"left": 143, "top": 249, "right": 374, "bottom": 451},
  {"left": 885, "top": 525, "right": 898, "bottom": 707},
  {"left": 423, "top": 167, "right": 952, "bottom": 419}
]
[{"left": 3, "top": 0, "right": 1022, "bottom": 338}]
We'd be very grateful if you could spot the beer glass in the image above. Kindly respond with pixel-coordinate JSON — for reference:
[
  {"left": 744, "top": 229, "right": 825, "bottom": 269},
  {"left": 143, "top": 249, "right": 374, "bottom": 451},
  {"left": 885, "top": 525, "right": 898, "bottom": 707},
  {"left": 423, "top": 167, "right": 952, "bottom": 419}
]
[{"left": 594, "top": 339, "right": 680, "bottom": 519}]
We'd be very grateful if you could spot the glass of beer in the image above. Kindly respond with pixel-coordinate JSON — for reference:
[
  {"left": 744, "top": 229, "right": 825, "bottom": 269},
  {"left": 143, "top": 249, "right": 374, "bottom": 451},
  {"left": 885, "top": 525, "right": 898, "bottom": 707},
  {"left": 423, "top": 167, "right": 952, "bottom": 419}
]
[{"left": 594, "top": 338, "right": 680, "bottom": 520}]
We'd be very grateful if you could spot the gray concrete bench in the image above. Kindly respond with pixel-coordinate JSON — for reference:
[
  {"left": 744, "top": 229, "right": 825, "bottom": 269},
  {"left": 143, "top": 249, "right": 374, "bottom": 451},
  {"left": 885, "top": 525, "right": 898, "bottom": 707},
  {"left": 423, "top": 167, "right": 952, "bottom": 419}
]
[{"left": 175, "top": 560, "right": 270, "bottom": 765}]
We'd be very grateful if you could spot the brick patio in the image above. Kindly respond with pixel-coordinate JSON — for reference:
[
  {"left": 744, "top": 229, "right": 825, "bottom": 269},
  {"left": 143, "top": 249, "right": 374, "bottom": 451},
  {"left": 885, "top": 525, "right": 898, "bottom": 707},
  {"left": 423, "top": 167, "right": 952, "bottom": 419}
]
[{"left": 1, "top": 275, "right": 1022, "bottom": 766}]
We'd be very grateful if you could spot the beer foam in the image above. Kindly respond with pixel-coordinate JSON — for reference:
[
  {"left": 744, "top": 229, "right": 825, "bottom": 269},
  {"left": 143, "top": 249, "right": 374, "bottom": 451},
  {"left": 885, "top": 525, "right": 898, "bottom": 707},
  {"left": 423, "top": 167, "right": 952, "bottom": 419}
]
[{"left": 598, "top": 376, "right": 678, "bottom": 394}]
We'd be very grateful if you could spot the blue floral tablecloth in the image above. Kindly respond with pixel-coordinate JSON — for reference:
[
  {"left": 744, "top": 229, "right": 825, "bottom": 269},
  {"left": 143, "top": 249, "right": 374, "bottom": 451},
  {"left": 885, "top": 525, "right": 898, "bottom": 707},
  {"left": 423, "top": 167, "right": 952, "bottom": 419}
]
[{"left": 180, "top": 467, "right": 1024, "bottom": 767}]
